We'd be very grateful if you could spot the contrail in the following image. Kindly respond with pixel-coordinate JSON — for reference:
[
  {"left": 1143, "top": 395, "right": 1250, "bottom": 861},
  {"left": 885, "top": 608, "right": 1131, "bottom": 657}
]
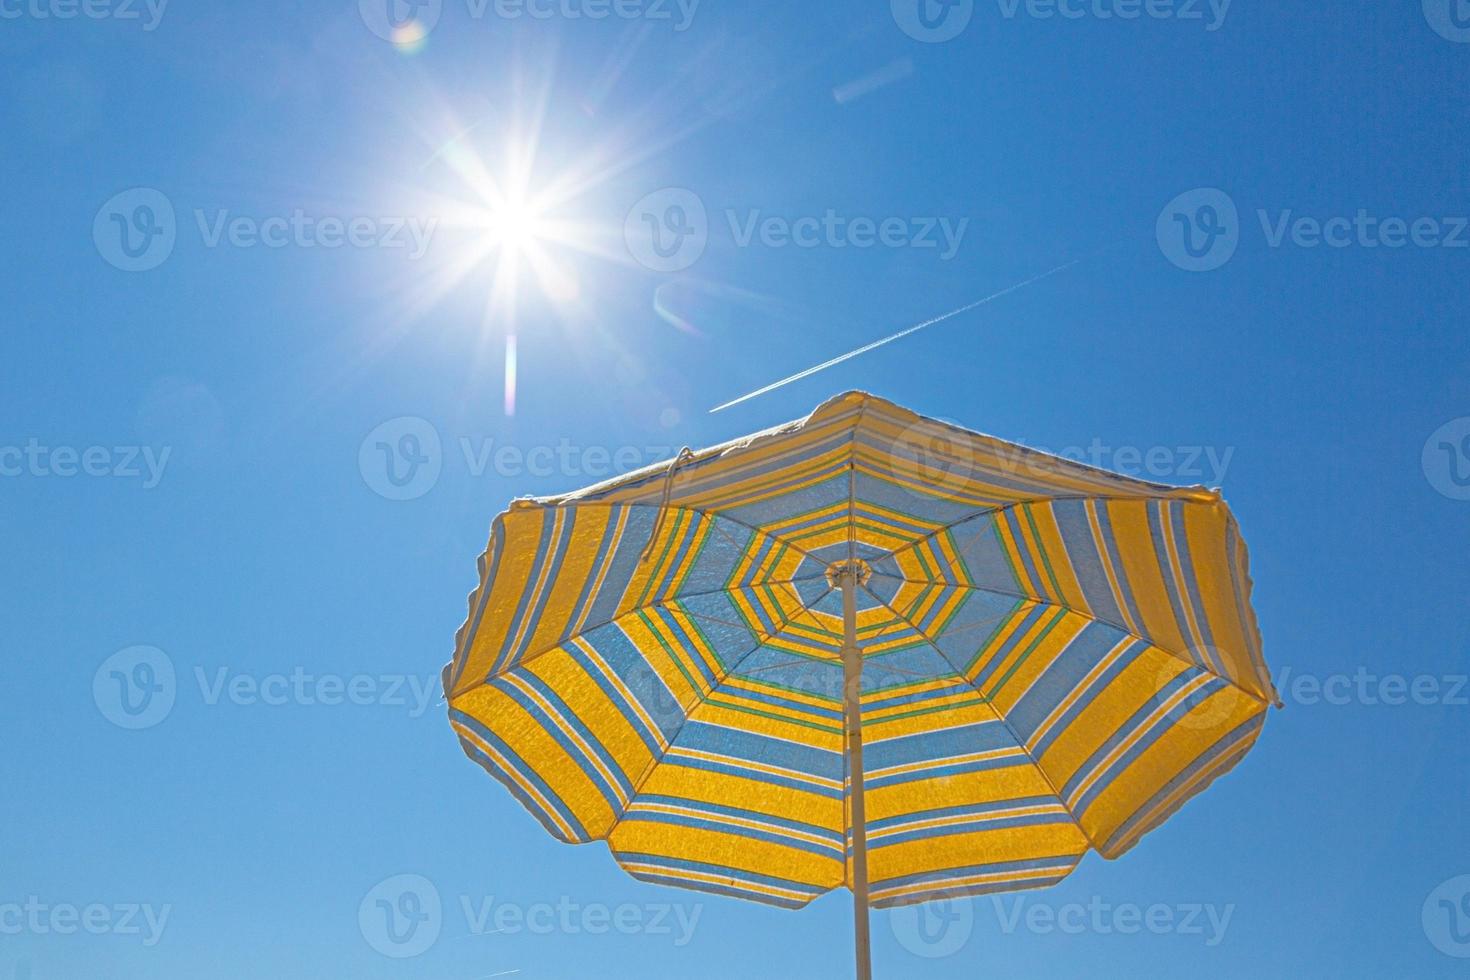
[{"left": 709, "top": 255, "right": 1089, "bottom": 413}]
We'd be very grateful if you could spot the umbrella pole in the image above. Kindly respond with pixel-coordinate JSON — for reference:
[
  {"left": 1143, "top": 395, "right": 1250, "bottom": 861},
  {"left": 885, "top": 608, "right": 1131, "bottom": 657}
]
[{"left": 841, "top": 567, "right": 873, "bottom": 980}]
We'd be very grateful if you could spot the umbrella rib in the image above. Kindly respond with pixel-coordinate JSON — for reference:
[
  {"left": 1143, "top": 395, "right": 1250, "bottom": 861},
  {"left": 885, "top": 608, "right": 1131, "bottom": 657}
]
[
  {"left": 865, "top": 492, "right": 1213, "bottom": 576},
  {"left": 862, "top": 492, "right": 1271, "bottom": 706},
  {"left": 599, "top": 588, "right": 847, "bottom": 845},
  {"left": 854, "top": 582, "right": 1103, "bottom": 853},
  {"left": 673, "top": 576, "right": 827, "bottom": 603},
  {"left": 461, "top": 502, "right": 833, "bottom": 687},
  {"left": 877, "top": 574, "right": 1271, "bottom": 708},
  {"left": 847, "top": 399, "right": 867, "bottom": 567}
]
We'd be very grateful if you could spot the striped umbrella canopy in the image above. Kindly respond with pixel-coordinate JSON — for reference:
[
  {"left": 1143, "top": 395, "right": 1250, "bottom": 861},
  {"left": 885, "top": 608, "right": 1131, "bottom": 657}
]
[{"left": 442, "top": 391, "right": 1279, "bottom": 978}]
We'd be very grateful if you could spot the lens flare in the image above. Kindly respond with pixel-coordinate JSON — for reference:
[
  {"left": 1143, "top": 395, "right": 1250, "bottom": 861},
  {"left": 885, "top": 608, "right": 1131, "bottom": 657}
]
[
  {"left": 503, "top": 334, "right": 518, "bottom": 417},
  {"left": 390, "top": 20, "right": 430, "bottom": 54}
]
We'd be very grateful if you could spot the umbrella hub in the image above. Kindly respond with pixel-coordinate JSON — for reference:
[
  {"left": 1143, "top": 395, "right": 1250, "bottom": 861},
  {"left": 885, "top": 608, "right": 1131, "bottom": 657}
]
[{"left": 824, "top": 558, "right": 873, "bottom": 590}]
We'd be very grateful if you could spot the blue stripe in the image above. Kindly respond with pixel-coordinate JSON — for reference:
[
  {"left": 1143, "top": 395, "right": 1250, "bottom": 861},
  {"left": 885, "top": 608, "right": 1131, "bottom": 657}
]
[
  {"left": 502, "top": 672, "right": 634, "bottom": 802},
  {"left": 1069, "top": 674, "right": 1232, "bottom": 815},
  {"left": 563, "top": 505, "right": 627, "bottom": 645},
  {"left": 666, "top": 751, "right": 843, "bottom": 799},
  {"left": 1168, "top": 502, "right": 1222, "bottom": 675},
  {"left": 451, "top": 711, "right": 589, "bottom": 842},
  {"left": 1101, "top": 712, "right": 1264, "bottom": 856},
  {"left": 871, "top": 853, "right": 1082, "bottom": 904},
  {"left": 450, "top": 514, "right": 509, "bottom": 692},
  {"left": 865, "top": 720, "right": 1015, "bottom": 772},
  {"left": 868, "top": 795, "right": 1058, "bottom": 833},
  {"left": 865, "top": 751, "right": 1022, "bottom": 790},
  {"left": 971, "top": 603, "right": 1055, "bottom": 690},
  {"left": 559, "top": 631, "right": 665, "bottom": 756},
  {"left": 617, "top": 853, "right": 826, "bottom": 910},
  {"left": 870, "top": 811, "right": 1075, "bottom": 850},
  {"left": 1147, "top": 503, "right": 1197, "bottom": 665},
  {"left": 624, "top": 797, "right": 843, "bottom": 857},
  {"left": 1092, "top": 502, "right": 1147, "bottom": 635},
  {"left": 491, "top": 510, "right": 560, "bottom": 675}
]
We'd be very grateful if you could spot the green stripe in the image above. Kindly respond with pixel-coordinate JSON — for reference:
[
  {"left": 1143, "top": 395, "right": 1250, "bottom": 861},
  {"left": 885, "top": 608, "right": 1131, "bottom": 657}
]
[
  {"left": 1022, "top": 505, "right": 1066, "bottom": 601},
  {"left": 635, "top": 606, "right": 705, "bottom": 697},
  {"left": 704, "top": 698, "right": 844, "bottom": 735},
  {"left": 867, "top": 693, "right": 990, "bottom": 723},
  {"left": 637, "top": 509, "right": 690, "bottom": 608},
  {"left": 982, "top": 606, "right": 1068, "bottom": 700}
]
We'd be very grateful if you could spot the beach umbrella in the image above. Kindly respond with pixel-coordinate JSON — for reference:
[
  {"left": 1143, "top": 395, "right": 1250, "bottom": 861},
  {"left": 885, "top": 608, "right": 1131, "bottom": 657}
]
[{"left": 442, "top": 392, "right": 1279, "bottom": 978}]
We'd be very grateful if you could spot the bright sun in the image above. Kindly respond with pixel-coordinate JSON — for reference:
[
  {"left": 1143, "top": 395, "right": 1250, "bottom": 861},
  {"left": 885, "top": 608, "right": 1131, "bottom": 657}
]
[{"left": 492, "top": 199, "right": 546, "bottom": 253}]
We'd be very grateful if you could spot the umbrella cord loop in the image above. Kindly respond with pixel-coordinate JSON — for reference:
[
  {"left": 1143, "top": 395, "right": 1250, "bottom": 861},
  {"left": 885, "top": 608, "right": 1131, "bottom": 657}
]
[{"left": 641, "top": 447, "right": 695, "bottom": 562}]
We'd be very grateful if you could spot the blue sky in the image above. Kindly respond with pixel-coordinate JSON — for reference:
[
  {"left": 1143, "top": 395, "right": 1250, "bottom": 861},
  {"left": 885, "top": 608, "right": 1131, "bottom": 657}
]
[{"left": 3, "top": 1, "right": 1469, "bottom": 977}]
